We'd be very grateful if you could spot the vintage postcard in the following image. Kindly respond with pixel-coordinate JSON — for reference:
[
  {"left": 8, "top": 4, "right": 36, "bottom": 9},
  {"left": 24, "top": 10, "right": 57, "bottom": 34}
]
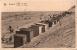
[{"left": 0, "top": 0, "right": 77, "bottom": 50}]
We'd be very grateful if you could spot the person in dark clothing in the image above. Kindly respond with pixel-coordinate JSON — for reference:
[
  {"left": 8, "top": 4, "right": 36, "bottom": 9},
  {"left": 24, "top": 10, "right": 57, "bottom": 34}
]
[{"left": 8, "top": 26, "right": 14, "bottom": 33}]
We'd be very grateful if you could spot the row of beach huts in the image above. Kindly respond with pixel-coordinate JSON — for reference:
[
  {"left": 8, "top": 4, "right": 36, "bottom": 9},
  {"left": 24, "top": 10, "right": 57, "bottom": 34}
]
[
  {"left": 14, "top": 11, "right": 73, "bottom": 48},
  {"left": 2, "top": 11, "right": 73, "bottom": 48}
]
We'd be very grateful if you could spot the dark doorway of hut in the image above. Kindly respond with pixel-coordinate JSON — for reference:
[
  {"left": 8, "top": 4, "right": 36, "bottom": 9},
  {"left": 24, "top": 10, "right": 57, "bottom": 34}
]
[{"left": 14, "top": 36, "right": 23, "bottom": 48}]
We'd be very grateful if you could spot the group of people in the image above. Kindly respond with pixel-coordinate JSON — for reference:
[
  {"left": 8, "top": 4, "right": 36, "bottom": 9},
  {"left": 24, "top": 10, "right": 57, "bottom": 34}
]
[{"left": 40, "top": 11, "right": 72, "bottom": 27}]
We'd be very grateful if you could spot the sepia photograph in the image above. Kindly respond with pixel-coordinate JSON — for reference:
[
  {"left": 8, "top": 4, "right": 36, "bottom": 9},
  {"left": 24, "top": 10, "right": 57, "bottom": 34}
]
[{"left": 1, "top": 0, "right": 76, "bottom": 48}]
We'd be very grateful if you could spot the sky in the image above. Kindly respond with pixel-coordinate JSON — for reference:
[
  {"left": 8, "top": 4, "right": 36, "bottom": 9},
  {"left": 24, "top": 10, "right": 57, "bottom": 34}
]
[{"left": 0, "top": 0, "right": 75, "bottom": 12}]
